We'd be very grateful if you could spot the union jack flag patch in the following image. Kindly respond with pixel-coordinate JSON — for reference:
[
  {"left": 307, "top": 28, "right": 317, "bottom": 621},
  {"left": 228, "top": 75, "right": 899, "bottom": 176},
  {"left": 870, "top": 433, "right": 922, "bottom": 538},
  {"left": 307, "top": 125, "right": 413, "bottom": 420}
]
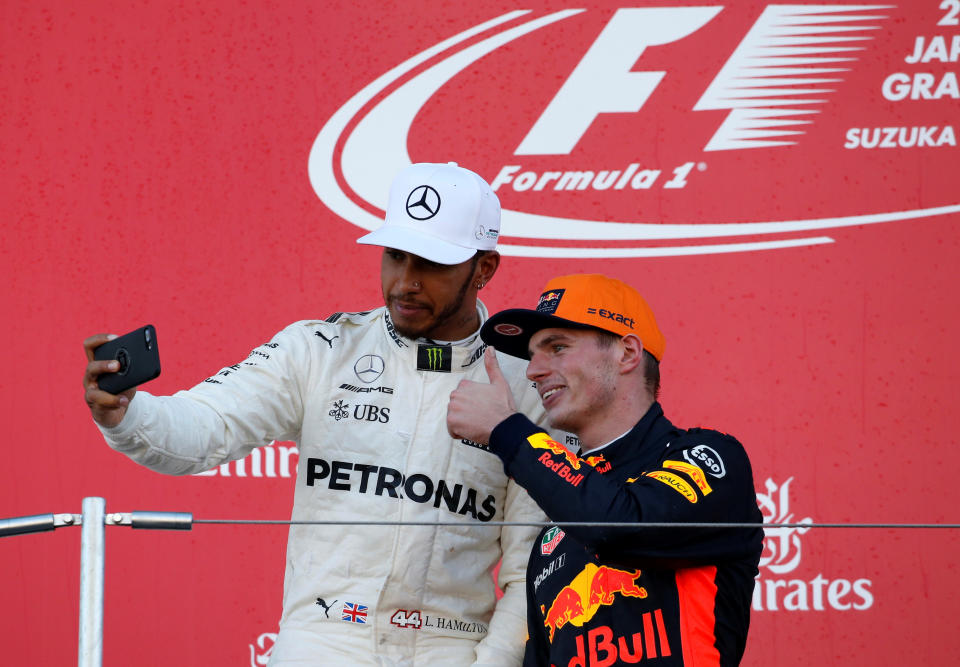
[{"left": 341, "top": 602, "right": 368, "bottom": 624}]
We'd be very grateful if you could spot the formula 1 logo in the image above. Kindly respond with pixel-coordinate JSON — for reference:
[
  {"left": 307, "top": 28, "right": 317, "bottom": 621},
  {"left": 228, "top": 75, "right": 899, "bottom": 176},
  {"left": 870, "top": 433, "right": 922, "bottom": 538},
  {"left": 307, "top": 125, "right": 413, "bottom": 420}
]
[{"left": 309, "top": 4, "right": 960, "bottom": 258}]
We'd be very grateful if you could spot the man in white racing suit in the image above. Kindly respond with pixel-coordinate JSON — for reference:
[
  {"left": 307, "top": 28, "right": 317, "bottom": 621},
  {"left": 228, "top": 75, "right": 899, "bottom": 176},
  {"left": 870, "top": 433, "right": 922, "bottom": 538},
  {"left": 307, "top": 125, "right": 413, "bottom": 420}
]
[{"left": 82, "top": 163, "right": 563, "bottom": 665}]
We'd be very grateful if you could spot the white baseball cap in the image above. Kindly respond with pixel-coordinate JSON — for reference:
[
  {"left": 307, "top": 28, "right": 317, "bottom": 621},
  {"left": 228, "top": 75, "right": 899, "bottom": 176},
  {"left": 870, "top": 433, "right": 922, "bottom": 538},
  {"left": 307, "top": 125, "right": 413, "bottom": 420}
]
[{"left": 357, "top": 162, "right": 501, "bottom": 265}]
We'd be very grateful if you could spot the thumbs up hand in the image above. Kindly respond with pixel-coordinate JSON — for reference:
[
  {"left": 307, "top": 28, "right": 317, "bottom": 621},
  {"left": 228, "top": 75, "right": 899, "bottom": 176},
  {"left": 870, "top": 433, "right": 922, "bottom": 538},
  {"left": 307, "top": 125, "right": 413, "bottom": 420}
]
[{"left": 447, "top": 348, "right": 518, "bottom": 444}]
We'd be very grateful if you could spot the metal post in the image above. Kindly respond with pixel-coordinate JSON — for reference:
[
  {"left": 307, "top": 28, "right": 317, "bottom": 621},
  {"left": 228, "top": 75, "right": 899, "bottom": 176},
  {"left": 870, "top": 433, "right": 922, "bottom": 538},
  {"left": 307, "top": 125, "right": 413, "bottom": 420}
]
[{"left": 78, "top": 497, "right": 105, "bottom": 667}]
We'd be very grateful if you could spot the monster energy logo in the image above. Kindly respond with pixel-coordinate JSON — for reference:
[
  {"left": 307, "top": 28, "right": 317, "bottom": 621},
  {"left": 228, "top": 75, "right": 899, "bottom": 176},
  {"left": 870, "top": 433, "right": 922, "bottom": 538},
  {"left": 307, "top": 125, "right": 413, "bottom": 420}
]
[{"left": 417, "top": 344, "right": 452, "bottom": 372}]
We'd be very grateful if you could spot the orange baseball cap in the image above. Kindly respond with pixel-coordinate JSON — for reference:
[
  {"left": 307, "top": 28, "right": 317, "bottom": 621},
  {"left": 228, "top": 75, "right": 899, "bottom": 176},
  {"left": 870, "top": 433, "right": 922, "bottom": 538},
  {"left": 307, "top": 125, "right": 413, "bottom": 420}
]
[{"left": 481, "top": 273, "right": 665, "bottom": 361}]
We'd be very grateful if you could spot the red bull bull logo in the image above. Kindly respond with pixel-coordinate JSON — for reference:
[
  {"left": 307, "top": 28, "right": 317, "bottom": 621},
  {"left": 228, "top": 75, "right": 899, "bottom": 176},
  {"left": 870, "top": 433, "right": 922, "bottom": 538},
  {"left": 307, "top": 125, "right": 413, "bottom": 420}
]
[
  {"left": 542, "top": 587, "right": 586, "bottom": 641},
  {"left": 541, "top": 564, "right": 648, "bottom": 641},
  {"left": 587, "top": 566, "right": 647, "bottom": 606}
]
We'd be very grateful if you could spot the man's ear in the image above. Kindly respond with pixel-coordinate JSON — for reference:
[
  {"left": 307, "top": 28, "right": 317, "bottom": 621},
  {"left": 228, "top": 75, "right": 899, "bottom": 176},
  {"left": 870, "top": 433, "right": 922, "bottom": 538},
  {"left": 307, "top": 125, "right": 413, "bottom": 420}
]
[
  {"left": 476, "top": 251, "right": 501, "bottom": 287},
  {"left": 618, "top": 334, "right": 644, "bottom": 374}
]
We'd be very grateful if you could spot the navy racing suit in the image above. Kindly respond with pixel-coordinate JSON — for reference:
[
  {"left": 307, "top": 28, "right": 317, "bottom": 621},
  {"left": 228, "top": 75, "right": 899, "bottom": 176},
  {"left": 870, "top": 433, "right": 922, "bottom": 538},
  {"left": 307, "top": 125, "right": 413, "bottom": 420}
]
[{"left": 487, "top": 403, "right": 763, "bottom": 667}]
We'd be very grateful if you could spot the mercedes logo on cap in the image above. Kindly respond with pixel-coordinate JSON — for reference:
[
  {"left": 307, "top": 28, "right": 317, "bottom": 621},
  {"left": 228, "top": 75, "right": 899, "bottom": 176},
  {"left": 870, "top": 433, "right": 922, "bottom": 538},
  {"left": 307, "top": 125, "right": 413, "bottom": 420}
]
[
  {"left": 354, "top": 354, "right": 385, "bottom": 383},
  {"left": 405, "top": 185, "right": 441, "bottom": 220}
]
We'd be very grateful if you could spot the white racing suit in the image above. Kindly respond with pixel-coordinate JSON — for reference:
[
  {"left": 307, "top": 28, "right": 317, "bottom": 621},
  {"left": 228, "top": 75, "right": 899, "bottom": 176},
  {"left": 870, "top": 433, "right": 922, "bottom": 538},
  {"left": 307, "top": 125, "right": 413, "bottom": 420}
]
[{"left": 98, "top": 303, "right": 560, "bottom": 665}]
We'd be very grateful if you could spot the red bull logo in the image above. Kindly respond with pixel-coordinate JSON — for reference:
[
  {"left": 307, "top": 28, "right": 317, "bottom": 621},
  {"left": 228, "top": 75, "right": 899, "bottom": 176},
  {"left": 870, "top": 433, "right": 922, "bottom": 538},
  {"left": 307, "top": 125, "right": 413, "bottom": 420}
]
[
  {"left": 536, "top": 288, "right": 566, "bottom": 313},
  {"left": 527, "top": 433, "right": 587, "bottom": 486},
  {"left": 527, "top": 432, "right": 582, "bottom": 469},
  {"left": 584, "top": 453, "right": 612, "bottom": 474},
  {"left": 568, "top": 614, "right": 673, "bottom": 666},
  {"left": 537, "top": 452, "right": 585, "bottom": 486},
  {"left": 541, "top": 564, "right": 648, "bottom": 641}
]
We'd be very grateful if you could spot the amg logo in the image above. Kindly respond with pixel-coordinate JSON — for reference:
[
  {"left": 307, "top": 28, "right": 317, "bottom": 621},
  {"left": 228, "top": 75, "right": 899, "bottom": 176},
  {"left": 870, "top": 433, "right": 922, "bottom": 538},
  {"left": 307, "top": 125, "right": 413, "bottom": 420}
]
[
  {"left": 306, "top": 458, "right": 497, "bottom": 522},
  {"left": 339, "top": 383, "right": 394, "bottom": 394}
]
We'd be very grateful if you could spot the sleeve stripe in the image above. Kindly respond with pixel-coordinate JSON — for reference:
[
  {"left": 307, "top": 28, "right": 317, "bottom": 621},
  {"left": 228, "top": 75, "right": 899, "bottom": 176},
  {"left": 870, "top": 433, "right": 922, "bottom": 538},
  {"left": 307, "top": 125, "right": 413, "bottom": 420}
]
[
  {"left": 676, "top": 566, "right": 721, "bottom": 667},
  {"left": 663, "top": 460, "right": 713, "bottom": 496},
  {"left": 645, "top": 471, "right": 698, "bottom": 504}
]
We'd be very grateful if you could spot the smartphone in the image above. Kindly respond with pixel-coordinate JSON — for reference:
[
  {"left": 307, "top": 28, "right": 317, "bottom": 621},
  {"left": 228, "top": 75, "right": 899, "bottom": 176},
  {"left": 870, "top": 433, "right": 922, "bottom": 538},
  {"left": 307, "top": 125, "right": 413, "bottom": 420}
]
[{"left": 94, "top": 324, "right": 161, "bottom": 394}]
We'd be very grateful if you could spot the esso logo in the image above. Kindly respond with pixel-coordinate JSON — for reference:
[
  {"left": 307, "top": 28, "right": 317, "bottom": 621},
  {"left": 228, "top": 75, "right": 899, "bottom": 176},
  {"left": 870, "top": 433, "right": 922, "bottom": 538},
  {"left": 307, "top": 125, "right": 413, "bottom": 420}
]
[{"left": 309, "top": 5, "right": 959, "bottom": 258}]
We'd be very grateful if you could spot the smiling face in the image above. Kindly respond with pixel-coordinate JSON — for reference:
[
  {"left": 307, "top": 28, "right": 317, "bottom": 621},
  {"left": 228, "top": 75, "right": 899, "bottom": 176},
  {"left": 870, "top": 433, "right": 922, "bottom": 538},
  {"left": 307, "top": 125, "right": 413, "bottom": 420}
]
[
  {"left": 525, "top": 327, "right": 621, "bottom": 441},
  {"left": 381, "top": 248, "right": 498, "bottom": 341}
]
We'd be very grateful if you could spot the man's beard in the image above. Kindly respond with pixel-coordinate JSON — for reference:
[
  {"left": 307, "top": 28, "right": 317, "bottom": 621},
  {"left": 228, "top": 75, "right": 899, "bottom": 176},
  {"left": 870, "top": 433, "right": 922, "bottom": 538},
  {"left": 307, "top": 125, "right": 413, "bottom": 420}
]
[{"left": 388, "top": 271, "right": 475, "bottom": 340}]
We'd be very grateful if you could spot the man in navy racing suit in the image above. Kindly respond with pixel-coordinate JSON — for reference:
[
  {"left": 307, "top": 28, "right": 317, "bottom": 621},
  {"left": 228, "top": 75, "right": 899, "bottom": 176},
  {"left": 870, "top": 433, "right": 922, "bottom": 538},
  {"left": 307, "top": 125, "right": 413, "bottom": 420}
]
[{"left": 447, "top": 273, "right": 763, "bottom": 666}]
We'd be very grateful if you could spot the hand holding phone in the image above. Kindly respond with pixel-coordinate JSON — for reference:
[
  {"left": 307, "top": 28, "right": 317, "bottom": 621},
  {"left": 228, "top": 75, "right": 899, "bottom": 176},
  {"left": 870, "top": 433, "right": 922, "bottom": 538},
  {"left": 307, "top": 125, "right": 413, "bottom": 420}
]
[{"left": 93, "top": 325, "right": 162, "bottom": 394}]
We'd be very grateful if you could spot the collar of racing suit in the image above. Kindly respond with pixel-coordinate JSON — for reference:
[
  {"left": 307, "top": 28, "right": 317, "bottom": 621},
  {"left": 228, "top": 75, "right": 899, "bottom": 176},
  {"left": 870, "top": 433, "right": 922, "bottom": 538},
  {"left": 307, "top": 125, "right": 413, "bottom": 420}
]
[
  {"left": 578, "top": 402, "right": 683, "bottom": 478},
  {"left": 380, "top": 300, "right": 491, "bottom": 371}
]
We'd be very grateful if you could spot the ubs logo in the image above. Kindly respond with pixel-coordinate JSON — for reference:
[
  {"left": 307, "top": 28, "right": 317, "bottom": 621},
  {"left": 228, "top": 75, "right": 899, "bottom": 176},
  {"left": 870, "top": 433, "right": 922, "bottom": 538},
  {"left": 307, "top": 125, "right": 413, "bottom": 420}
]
[
  {"left": 405, "top": 185, "right": 441, "bottom": 220},
  {"left": 354, "top": 354, "right": 385, "bottom": 383}
]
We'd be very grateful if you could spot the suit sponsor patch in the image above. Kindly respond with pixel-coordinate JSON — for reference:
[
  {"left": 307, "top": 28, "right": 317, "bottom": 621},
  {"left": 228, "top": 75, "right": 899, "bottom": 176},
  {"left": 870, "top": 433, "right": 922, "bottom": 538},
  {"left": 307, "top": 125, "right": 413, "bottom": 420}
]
[
  {"left": 683, "top": 444, "right": 726, "bottom": 478},
  {"left": 541, "top": 526, "right": 565, "bottom": 555},
  {"left": 417, "top": 344, "right": 451, "bottom": 372},
  {"left": 663, "top": 459, "right": 713, "bottom": 495},
  {"left": 536, "top": 289, "right": 565, "bottom": 313},
  {"left": 305, "top": 458, "right": 496, "bottom": 521},
  {"left": 645, "top": 470, "right": 698, "bottom": 503}
]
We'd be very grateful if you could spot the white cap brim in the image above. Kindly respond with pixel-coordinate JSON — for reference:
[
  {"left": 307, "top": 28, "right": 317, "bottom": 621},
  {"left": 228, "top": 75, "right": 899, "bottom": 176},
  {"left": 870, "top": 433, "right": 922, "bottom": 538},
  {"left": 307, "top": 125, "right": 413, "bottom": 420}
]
[{"left": 357, "top": 225, "right": 477, "bottom": 265}]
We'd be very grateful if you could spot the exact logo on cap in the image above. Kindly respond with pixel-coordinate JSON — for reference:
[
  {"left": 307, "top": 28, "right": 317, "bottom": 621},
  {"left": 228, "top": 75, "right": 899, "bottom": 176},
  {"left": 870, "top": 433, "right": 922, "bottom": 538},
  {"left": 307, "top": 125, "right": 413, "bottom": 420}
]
[
  {"left": 537, "top": 289, "right": 565, "bottom": 314},
  {"left": 405, "top": 185, "right": 441, "bottom": 221}
]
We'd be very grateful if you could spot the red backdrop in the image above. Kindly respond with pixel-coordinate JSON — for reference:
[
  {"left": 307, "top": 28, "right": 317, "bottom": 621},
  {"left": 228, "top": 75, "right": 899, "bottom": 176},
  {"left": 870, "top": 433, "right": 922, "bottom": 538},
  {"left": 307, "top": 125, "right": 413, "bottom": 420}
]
[{"left": 3, "top": 1, "right": 958, "bottom": 664}]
